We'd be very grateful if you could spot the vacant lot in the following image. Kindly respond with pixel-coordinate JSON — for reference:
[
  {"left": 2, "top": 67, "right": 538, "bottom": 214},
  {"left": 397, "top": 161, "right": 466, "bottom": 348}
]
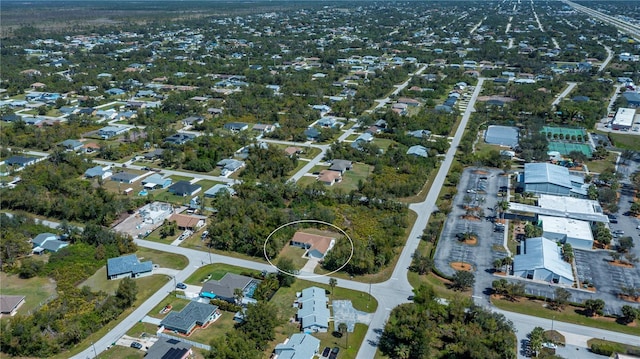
[{"left": 0, "top": 272, "right": 57, "bottom": 316}]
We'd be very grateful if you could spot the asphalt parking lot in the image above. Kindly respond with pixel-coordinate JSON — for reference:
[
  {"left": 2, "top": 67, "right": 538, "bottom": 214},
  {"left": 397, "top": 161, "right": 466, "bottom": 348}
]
[{"left": 434, "top": 167, "right": 508, "bottom": 287}]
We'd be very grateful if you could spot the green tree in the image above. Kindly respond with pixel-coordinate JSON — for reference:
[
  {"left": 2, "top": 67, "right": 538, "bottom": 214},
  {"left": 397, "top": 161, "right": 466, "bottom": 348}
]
[
  {"left": 562, "top": 243, "right": 574, "bottom": 263},
  {"left": 584, "top": 299, "right": 605, "bottom": 317},
  {"left": 621, "top": 305, "right": 639, "bottom": 324},
  {"left": 410, "top": 251, "right": 433, "bottom": 275},
  {"left": 549, "top": 288, "right": 571, "bottom": 311},
  {"left": 276, "top": 257, "right": 297, "bottom": 287},
  {"left": 618, "top": 237, "right": 634, "bottom": 253},
  {"left": 338, "top": 322, "right": 348, "bottom": 348},
  {"left": 115, "top": 277, "right": 138, "bottom": 309},
  {"left": 329, "top": 278, "right": 337, "bottom": 298},
  {"left": 208, "top": 332, "right": 261, "bottom": 359},
  {"left": 18, "top": 257, "right": 44, "bottom": 278},
  {"left": 237, "top": 301, "right": 280, "bottom": 350},
  {"left": 0, "top": 232, "right": 31, "bottom": 268},
  {"left": 528, "top": 326, "right": 545, "bottom": 357},
  {"left": 451, "top": 270, "right": 475, "bottom": 291}
]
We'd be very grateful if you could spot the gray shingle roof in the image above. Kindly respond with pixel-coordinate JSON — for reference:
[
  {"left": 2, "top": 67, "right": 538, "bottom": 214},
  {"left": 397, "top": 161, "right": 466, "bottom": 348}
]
[
  {"left": 160, "top": 301, "right": 218, "bottom": 334},
  {"left": 201, "top": 273, "right": 256, "bottom": 300},
  {"left": 107, "top": 254, "right": 153, "bottom": 277},
  {"left": 146, "top": 338, "right": 191, "bottom": 359}
]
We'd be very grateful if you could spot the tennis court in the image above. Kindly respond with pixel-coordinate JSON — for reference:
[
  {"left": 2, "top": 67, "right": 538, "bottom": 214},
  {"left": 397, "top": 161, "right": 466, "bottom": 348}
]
[
  {"left": 542, "top": 126, "right": 587, "bottom": 139},
  {"left": 547, "top": 142, "right": 593, "bottom": 157}
]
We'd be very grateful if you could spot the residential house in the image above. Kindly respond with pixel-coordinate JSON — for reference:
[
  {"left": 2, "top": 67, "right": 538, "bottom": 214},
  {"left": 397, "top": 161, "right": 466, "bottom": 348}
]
[
  {"left": 304, "top": 128, "right": 321, "bottom": 141},
  {"left": 98, "top": 126, "right": 129, "bottom": 139},
  {"left": 1, "top": 114, "right": 21, "bottom": 123},
  {"left": 32, "top": 232, "right": 69, "bottom": 254},
  {"left": 223, "top": 122, "right": 249, "bottom": 132},
  {"left": 144, "top": 148, "right": 165, "bottom": 160},
  {"left": 141, "top": 174, "right": 172, "bottom": 189},
  {"left": 200, "top": 273, "right": 261, "bottom": 304},
  {"left": 296, "top": 286, "right": 330, "bottom": 332},
  {"left": 274, "top": 333, "right": 320, "bottom": 359},
  {"left": 106, "top": 254, "right": 153, "bottom": 280},
  {"left": 204, "top": 184, "right": 236, "bottom": 198},
  {"left": 284, "top": 147, "right": 303, "bottom": 156},
  {"left": 207, "top": 108, "right": 223, "bottom": 116},
  {"left": 329, "top": 159, "right": 352, "bottom": 174},
  {"left": 168, "top": 213, "right": 205, "bottom": 230},
  {"left": 351, "top": 133, "right": 373, "bottom": 150},
  {"left": 0, "top": 295, "right": 26, "bottom": 317},
  {"left": 59, "top": 139, "right": 84, "bottom": 151},
  {"left": 217, "top": 159, "right": 245, "bottom": 176},
  {"left": 317, "top": 170, "right": 342, "bottom": 186},
  {"left": 168, "top": 181, "right": 201, "bottom": 197},
  {"left": 252, "top": 123, "right": 275, "bottom": 134},
  {"left": 106, "top": 88, "right": 126, "bottom": 96},
  {"left": 406, "top": 145, "right": 429, "bottom": 158},
  {"left": 406, "top": 129, "right": 432, "bottom": 138},
  {"left": 111, "top": 171, "right": 139, "bottom": 184},
  {"left": 164, "top": 133, "right": 196, "bottom": 145},
  {"left": 182, "top": 116, "right": 204, "bottom": 127},
  {"left": 290, "top": 232, "right": 336, "bottom": 259},
  {"left": 83, "top": 142, "right": 101, "bottom": 153},
  {"left": 145, "top": 338, "right": 192, "bottom": 359},
  {"left": 85, "top": 165, "right": 113, "bottom": 180},
  {"left": 5, "top": 156, "right": 37, "bottom": 168},
  {"left": 397, "top": 97, "right": 421, "bottom": 107},
  {"left": 160, "top": 301, "right": 220, "bottom": 335}
]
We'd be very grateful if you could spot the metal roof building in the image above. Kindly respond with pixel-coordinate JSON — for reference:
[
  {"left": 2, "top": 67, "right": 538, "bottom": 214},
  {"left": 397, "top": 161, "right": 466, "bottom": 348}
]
[
  {"left": 513, "top": 237, "right": 574, "bottom": 285},
  {"left": 484, "top": 125, "right": 519, "bottom": 148},
  {"left": 539, "top": 215, "right": 594, "bottom": 250},
  {"left": 520, "top": 163, "right": 588, "bottom": 198},
  {"left": 611, "top": 107, "right": 635, "bottom": 130}
]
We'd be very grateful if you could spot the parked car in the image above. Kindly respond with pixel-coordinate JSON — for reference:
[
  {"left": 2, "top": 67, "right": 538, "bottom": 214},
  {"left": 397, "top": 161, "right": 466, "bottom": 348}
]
[
  {"left": 329, "top": 346, "right": 340, "bottom": 359},
  {"left": 321, "top": 347, "right": 331, "bottom": 357},
  {"left": 613, "top": 230, "right": 625, "bottom": 235},
  {"left": 608, "top": 214, "right": 618, "bottom": 223},
  {"left": 176, "top": 282, "right": 187, "bottom": 290},
  {"left": 130, "top": 342, "right": 143, "bottom": 349}
]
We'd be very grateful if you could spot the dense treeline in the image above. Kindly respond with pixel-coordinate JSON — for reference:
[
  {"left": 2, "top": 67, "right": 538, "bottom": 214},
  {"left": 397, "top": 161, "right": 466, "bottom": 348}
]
[
  {"left": 208, "top": 180, "right": 408, "bottom": 274},
  {"left": 379, "top": 285, "right": 516, "bottom": 359},
  {"left": 240, "top": 145, "right": 298, "bottom": 181},
  {"left": 0, "top": 117, "right": 101, "bottom": 151},
  {"left": 0, "top": 152, "right": 148, "bottom": 225}
]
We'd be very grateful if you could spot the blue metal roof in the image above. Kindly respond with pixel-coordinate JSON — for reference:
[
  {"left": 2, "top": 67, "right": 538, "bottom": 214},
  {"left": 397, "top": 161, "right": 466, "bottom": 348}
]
[
  {"left": 107, "top": 254, "right": 153, "bottom": 277},
  {"left": 524, "top": 163, "right": 571, "bottom": 188},
  {"left": 513, "top": 237, "right": 573, "bottom": 280}
]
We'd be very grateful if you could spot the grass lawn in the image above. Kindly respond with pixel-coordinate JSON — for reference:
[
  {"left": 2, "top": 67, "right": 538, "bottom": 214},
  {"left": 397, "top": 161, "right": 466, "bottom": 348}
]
[
  {"left": 584, "top": 151, "right": 617, "bottom": 174},
  {"left": 194, "top": 179, "right": 224, "bottom": 192},
  {"left": 167, "top": 175, "right": 193, "bottom": 182},
  {"left": 185, "top": 263, "right": 262, "bottom": 285},
  {"left": 372, "top": 138, "right": 396, "bottom": 152},
  {"left": 148, "top": 297, "right": 192, "bottom": 319},
  {"left": 474, "top": 141, "right": 504, "bottom": 157},
  {"left": 277, "top": 245, "right": 309, "bottom": 271},
  {"left": 79, "top": 266, "right": 121, "bottom": 294},
  {"left": 339, "top": 163, "right": 372, "bottom": 192},
  {"left": 491, "top": 296, "right": 640, "bottom": 336},
  {"left": 136, "top": 247, "right": 189, "bottom": 269},
  {"left": 126, "top": 322, "right": 159, "bottom": 337},
  {"left": 605, "top": 132, "right": 640, "bottom": 151},
  {"left": 53, "top": 275, "right": 169, "bottom": 359},
  {"left": 99, "top": 345, "right": 144, "bottom": 359},
  {"left": 271, "top": 278, "right": 378, "bottom": 321},
  {"left": 297, "top": 176, "right": 317, "bottom": 187},
  {"left": 186, "top": 309, "right": 237, "bottom": 344},
  {"left": 314, "top": 323, "right": 368, "bottom": 359},
  {"left": 288, "top": 159, "right": 311, "bottom": 178},
  {"left": 0, "top": 272, "right": 57, "bottom": 316}
]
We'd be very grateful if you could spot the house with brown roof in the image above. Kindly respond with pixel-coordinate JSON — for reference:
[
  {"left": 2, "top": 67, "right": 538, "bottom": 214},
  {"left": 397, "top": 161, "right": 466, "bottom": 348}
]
[
  {"left": 0, "top": 295, "right": 25, "bottom": 317},
  {"left": 317, "top": 170, "right": 342, "bottom": 186},
  {"left": 284, "top": 146, "right": 303, "bottom": 156},
  {"left": 290, "top": 232, "right": 336, "bottom": 259},
  {"left": 169, "top": 213, "right": 205, "bottom": 230}
]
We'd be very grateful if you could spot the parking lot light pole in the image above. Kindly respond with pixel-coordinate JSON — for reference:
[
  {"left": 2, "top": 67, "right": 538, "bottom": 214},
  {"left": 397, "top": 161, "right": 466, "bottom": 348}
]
[{"left": 551, "top": 315, "right": 555, "bottom": 331}]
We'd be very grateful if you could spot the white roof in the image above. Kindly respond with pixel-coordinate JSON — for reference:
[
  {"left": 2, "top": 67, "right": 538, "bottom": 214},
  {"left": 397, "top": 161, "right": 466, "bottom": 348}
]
[
  {"left": 513, "top": 237, "right": 574, "bottom": 281},
  {"left": 537, "top": 194, "right": 603, "bottom": 215},
  {"left": 613, "top": 108, "right": 635, "bottom": 127},
  {"left": 539, "top": 215, "right": 593, "bottom": 241}
]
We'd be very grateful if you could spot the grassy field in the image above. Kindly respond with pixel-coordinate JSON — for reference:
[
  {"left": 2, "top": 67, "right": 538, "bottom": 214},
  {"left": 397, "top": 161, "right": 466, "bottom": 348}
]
[
  {"left": 148, "top": 297, "right": 192, "bottom": 319},
  {"left": 184, "top": 263, "right": 262, "bottom": 285},
  {"left": 193, "top": 179, "right": 224, "bottom": 192},
  {"left": 277, "top": 244, "right": 309, "bottom": 270},
  {"left": 584, "top": 151, "right": 617, "bottom": 174},
  {"left": 491, "top": 296, "right": 640, "bottom": 336},
  {"left": 126, "top": 322, "right": 159, "bottom": 337},
  {"left": 605, "top": 132, "right": 640, "bottom": 151},
  {"left": 339, "top": 163, "right": 372, "bottom": 192},
  {"left": 136, "top": 247, "right": 189, "bottom": 269},
  {"left": 587, "top": 338, "right": 640, "bottom": 355},
  {"left": 0, "top": 272, "right": 57, "bottom": 316},
  {"left": 99, "top": 345, "right": 144, "bottom": 359},
  {"left": 187, "top": 309, "right": 237, "bottom": 344},
  {"left": 79, "top": 266, "right": 121, "bottom": 294}
]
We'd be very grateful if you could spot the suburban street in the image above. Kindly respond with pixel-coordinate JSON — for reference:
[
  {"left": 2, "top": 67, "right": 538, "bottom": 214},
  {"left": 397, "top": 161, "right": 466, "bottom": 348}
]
[{"left": 551, "top": 81, "right": 578, "bottom": 107}]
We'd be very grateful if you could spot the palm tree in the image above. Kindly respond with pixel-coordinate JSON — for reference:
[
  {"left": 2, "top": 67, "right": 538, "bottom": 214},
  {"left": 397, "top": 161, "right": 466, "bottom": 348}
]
[
  {"left": 233, "top": 288, "right": 244, "bottom": 306},
  {"left": 329, "top": 278, "right": 337, "bottom": 299},
  {"left": 338, "top": 322, "right": 348, "bottom": 348}
]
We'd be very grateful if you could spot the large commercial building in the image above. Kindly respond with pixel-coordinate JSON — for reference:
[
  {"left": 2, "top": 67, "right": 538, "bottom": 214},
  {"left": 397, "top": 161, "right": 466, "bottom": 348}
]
[
  {"left": 539, "top": 215, "right": 594, "bottom": 250},
  {"left": 513, "top": 237, "right": 574, "bottom": 285},
  {"left": 611, "top": 108, "right": 636, "bottom": 131},
  {"left": 518, "top": 163, "right": 589, "bottom": 198}
]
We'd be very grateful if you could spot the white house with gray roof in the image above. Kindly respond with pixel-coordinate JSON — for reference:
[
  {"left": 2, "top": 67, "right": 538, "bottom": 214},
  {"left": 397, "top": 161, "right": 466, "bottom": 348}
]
[
  {"left": 160, "top": 301, "right": 220, "bottom": 335},
  {"left": 297, "top": 286, "right": 330, "bottom": 333},
  {"left": 106, "top": 254, "right": 153, "bottom": 280},
  {"left": 274, "top": 333, "right": 320, "bottom": 359}
]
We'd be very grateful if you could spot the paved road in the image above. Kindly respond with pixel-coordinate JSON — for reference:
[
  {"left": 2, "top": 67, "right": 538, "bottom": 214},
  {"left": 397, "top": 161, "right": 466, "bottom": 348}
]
[
  {"left": 551, "top": 82, "right": 578, "bottom": 107},
  {"left": 598, "top": 43, "right": 614, "bottom": 73},
  {"left": 355, "top": 78, "right": 486, "bottom": 359}
]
